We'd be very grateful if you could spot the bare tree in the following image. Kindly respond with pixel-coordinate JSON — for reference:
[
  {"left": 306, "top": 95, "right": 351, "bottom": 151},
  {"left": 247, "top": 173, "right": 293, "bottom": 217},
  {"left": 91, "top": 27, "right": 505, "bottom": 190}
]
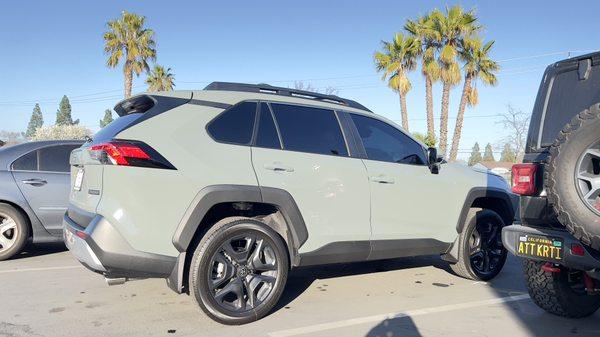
[
  {"left": 293, "top": 81, "right": 339, "bottom": 96},
  {"left": 497, "top": 104, "right": 530, "bottom": 162}
]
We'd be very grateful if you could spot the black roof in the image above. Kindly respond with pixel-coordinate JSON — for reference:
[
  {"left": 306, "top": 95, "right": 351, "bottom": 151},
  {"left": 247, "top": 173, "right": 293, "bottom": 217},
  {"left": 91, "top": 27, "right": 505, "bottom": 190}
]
[{"left": 204, "top": 82, "right": 372, "bottom": 112}]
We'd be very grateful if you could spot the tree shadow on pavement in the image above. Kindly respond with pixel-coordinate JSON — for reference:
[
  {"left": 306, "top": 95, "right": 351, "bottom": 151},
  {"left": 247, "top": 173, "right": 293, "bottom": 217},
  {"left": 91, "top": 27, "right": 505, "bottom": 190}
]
[
  {"left": 10, "top": 243, "right": 67, "bottom": 261},
  {"left": 273, "top": 255, "right": 449, "bottom": 313}
]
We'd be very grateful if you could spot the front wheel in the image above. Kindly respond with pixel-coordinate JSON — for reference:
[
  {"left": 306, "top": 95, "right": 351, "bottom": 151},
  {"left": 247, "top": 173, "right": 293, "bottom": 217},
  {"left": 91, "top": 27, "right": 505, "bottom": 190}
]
[
  {"left": 523, "top": 259, "right": 600, "bottom": 318},
  {"left": 189, "top": 217, "right": 289, "bottom": 325},
  {"left": 450, "top": 208, "right": 507, "bottom": 281}
]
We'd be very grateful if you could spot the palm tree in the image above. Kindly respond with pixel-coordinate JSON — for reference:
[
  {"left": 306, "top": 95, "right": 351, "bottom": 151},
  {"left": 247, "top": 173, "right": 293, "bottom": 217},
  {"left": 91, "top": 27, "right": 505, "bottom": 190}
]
[
  {"left": 374, "top": 33, "right": 418, "bottom": 131},
  {"left": 425, "top": 6, "right": 479, "bottom": 157},
  {"left": 146, "top": 65, "right": 175, "bottom": 92},
  {"left": 448, "top": 38, "right": 499, "bottom": 161},
  {"left": 103, "top": 11, "right": 156, "bottom": 98},
  {"left": 405, "top": 15, "right": 440, "bottom": 142}
]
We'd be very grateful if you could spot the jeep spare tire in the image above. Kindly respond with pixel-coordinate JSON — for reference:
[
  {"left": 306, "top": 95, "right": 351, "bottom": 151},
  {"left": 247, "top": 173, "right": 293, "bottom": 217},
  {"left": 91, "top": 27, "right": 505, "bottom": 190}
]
[{"left": 547, "top": 103, "right": 600, "bottom": 250}]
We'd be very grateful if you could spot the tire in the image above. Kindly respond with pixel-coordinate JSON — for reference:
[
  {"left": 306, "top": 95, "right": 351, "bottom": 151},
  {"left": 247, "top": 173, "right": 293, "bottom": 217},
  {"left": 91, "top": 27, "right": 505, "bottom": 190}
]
[
  {"left": 189, "top": 217, "right": 289, "bottom": 325},
  {"left": 523, "top": 258, "right": 600, "bottom": 318},
  {"left": 0, "top": 203, "right": 30, "bottom": 261},
  {"left": 547, "top": 103, "right": 600, "bottom": 250},
  {"left": 450, "top": 208, "right": 507, "bottom": 281}
]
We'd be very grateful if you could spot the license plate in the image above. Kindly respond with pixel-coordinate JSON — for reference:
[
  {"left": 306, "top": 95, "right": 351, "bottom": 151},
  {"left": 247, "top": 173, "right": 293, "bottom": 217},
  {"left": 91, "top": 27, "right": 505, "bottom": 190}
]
[
  {"left": 73, "top": 169, "right": 84, "bottom": 191},
  {"left": 516, "top": 234, "right": 563, "bottom": 262}
]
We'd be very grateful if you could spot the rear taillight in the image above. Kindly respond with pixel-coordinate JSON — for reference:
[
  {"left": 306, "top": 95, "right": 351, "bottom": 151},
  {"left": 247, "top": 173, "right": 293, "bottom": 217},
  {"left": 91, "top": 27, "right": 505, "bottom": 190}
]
[
  {"left": 512, "top": 163, "right": 538, "bottom": 195},
  {"left": 89, "top": 141, "right": 175, "bottom": 169}
]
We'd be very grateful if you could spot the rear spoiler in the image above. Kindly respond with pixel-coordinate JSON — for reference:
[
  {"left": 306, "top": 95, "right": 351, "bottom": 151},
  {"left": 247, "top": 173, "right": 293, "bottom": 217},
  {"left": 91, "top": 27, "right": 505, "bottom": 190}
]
[{"left": 114, "top": 95, "right": 157, "bottom": 117}]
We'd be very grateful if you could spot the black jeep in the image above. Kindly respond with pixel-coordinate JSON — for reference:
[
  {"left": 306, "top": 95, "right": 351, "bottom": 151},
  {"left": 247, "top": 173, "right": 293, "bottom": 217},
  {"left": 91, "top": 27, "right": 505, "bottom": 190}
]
[{"left": 502, "top": 51, "right": 600, "bottom": 318}]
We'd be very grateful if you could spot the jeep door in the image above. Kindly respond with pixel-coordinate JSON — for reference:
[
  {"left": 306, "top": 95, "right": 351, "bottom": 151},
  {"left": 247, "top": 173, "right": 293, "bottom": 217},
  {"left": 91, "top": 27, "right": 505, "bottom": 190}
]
[
  {"left": 11, "top": 143, "right": 82, "bottom": 235},
  {"left": 348, "top": 113, "right": 459, "bottom": 244},
  {"left": 251, "top": 103, "right": 371, "bottom": 254}
]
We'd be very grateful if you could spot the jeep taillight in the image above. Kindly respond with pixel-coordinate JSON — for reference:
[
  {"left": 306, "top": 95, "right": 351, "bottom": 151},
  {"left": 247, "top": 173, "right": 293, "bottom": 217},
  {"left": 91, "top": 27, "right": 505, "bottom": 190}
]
[
  {"left": 512, "top": 163, "right": 538, "bottom": 196},
  {"left": 89, "top": 141, "right": 175, "bottom": 169}
]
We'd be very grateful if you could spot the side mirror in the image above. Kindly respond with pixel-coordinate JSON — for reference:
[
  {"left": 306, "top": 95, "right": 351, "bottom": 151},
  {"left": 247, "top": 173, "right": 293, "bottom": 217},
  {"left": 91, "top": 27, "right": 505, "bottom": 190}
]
[{"left": 427, "top": 147, "right": 441, "bottom": 174}]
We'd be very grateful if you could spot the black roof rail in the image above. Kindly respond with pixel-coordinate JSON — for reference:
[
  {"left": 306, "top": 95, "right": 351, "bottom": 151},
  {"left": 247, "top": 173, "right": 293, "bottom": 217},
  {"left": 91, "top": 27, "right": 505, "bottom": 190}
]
[{"left": 203, "top": 82, "right": 372, "bottom": 112}]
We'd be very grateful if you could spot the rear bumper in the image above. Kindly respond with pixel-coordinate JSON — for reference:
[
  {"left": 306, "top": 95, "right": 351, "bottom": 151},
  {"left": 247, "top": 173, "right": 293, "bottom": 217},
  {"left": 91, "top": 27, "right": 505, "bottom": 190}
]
[
  {"left": 502, "top": 224, "right": 600, "bottom": 270},
  {"left": 63, "top": 213, "right": 177, "bottom": 279}
]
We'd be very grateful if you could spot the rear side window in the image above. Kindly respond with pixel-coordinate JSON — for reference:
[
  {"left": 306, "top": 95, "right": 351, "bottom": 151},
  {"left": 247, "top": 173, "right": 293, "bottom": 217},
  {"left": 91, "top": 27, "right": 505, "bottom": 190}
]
[
  {"left": 12, "top": 144, "right": 81, "bottom": 172},
  {"left": 270, "top": 103, "right": 348, "bottom": 156},
  {"left": 351, "top": 114, "right": 426, "bottom": 165},
  {"left": 255, "top": 103, "right": 281, "bottom": 149},
  {"left": 207, "top": 102, "right": 257, "bottom": 145}
]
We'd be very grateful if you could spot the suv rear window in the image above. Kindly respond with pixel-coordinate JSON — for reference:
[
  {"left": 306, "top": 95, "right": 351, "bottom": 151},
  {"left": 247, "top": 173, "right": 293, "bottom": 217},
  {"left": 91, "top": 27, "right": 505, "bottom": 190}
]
[
  {"left": 270, "top": 103, "right": 348, "bottom": 156},
  {"left": 93, "top": 113, "right": 143, "bottom": 143},
  {"left": 207, "top": 102, "right": 257, "bottom": 145},
  {"left": 540, "top": 63, "right": 600, "bottom": 146}
]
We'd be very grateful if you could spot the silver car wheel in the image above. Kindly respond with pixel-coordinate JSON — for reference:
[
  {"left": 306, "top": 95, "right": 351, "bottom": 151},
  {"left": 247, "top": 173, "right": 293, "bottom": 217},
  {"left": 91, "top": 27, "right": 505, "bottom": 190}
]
[{"left": 0, "top": 212, "right": 18, "bottom": 253}]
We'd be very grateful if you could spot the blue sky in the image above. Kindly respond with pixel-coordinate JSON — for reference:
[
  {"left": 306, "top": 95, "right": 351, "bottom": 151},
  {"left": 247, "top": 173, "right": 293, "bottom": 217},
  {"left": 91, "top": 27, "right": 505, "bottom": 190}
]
[{"left": 1, "top": 1, "right": 599, "bottom": 159}]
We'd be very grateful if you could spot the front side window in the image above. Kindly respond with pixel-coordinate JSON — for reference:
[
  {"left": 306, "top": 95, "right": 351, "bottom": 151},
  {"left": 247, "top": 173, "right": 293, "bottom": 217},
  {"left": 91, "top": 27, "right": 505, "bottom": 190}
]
[
  {"left": 351, "top": 114, "right": 426, "bottom": 165},
  {"left": 207, "top": 102, "right": 257, "bottom": 145},
  {"left": 12, "top": 144, "right": 80, "bottom": 172},
  {"left": 271, "top": 103, "right": 348, "bottom": 156}
]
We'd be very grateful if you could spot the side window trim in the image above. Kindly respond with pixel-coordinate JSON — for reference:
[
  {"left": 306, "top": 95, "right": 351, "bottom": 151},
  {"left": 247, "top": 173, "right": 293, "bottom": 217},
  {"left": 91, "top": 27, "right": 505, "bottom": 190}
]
[{"left": 337, "top": 111, "right": 367, "bottom": 159}]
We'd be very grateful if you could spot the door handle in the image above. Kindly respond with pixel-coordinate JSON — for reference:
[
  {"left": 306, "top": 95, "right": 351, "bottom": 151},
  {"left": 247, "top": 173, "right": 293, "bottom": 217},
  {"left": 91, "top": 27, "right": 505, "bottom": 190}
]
[
  {"left": 264, "top": 163, "right": 294, "bottom": 172},
  {"left": 21, "top": 179, "right": 47, "bottom": 186},
  {"left": 370, "top": 175, "right": 395, "bottom": 184}
]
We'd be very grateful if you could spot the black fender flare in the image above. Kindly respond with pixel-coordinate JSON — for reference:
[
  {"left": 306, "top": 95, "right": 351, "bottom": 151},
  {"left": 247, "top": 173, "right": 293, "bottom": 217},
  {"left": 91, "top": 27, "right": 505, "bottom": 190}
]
[
  {"left": 455, "top": 187, "right": 519, "bottom": 233},
  {"left": 171, "top": 184, "right": 308, "bottom": 262}
]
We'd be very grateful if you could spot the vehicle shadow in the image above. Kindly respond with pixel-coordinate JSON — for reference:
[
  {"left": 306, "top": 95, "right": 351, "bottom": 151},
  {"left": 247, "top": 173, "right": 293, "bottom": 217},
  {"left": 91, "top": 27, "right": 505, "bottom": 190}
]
[
  {"left": 461, "top": 254, "right": 600, "bottom": 336},
  {"left": 274, "top": 254, "right": 449, "bottom": 313},
  {"left": 10, "top": 243, "right": 67, "bottom": 261}
]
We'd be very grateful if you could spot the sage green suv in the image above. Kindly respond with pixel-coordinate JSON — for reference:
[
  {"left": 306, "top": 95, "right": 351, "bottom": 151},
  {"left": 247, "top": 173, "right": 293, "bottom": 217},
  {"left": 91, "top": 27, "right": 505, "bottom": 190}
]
[{"left": 64, "top": 82, "right": 517, "bottom": 324}]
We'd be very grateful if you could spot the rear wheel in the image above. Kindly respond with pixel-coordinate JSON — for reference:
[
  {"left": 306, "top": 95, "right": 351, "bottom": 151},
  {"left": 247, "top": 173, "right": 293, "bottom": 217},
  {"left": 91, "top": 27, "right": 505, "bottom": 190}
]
[
  {"left": 189, "top": 217, "right": 289, "bottom": 325},
  {"left": 523, "top": 259, "right": 600, "bottom": 318},
  {"left": 0, "top": 204, "right": 29, "bottom": 261},
  {"left": 547, "top": 103, "right": 600, "bottom": 249},
  {"left": 451, "top": 208, "right": 507, "bottom": 281}
]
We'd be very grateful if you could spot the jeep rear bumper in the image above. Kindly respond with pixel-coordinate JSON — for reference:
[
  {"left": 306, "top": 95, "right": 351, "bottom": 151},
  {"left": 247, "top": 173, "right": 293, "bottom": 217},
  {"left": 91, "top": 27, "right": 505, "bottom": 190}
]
[
  {"left": 502, "top": 224, "right": 600, "bottom": 270},
  {"left": 63, "top": 213, "right": 177, "bottom": 279}
]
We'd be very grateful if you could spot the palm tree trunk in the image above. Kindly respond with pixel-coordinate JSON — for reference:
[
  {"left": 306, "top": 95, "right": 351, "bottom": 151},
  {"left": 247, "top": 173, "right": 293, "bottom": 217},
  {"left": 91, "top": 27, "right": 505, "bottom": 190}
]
[
  {"left": 124, "top": 63, "right": 133, "bottom": 98},
  {"left": 425, "top": 76, "right": 435, "bottom": 141},
  {"left": 439, "top": 82, "right": 451, "bottom": 157},
  {"left": 399, "top": 92, "right": 409, "bottom": 131},
  {"left": 449, "top": 76, "right": 472, "bottom": 161}
]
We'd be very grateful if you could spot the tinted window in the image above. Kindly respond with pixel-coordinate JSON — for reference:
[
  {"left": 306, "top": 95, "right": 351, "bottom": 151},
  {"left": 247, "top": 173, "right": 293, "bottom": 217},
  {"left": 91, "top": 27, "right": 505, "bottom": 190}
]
[
  {"left": 271, "top": 103, "right": 348, "bottom": 156},
  {"left": 255, "top": 103, "right": 281, "bottom": 149},
  {"left": 12, "top": 151, "right": 37, "bottom": 171},
  {"left": 38, "top": 145, "right": 80, "bottom": 172},
  {"left": 207, "top": 102, "right": 257, "bottom": 145},
  {"left": 351, "top": 114, "right": 426, "bottom": 165},
  {"left": 541, "top": 66, "right": 600, "bottom": 146}
]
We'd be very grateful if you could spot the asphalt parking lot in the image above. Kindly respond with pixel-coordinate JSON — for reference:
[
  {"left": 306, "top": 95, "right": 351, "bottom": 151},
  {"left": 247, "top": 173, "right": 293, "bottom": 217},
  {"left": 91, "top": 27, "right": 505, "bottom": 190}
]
[{"left": 2, "top": 245, "right": 599, "bottom": 337}]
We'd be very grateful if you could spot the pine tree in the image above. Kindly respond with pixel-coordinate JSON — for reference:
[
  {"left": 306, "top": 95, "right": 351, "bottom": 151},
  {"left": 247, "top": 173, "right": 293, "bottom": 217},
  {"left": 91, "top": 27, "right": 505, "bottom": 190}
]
[
  {"left": 500, "top": 143, "right": 517, "bottom": 163},
  {"left": 468, "top": 142, "right": 482, "bottom": 166},
  {"left": 56, "top": 95, "right": 79, "bottom": 125},
  {"left": 99, "top": 109, "right": 114, "bottom": 128},
  {"left": 26, "top": 103, "right": 44, "bottom": 138},
  {"left": 483, "top": 143, "right": 495, "bottom": 162}
]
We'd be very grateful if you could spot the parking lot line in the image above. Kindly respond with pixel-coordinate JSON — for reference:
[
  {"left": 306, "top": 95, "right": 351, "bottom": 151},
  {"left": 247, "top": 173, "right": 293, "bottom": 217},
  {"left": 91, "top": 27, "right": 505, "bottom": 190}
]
[
  {"left": 0, "top": 265, "right": 81, "bottom": 274},
  {"left": 268, "top": 294, "right": 530, "bottom": 337}
]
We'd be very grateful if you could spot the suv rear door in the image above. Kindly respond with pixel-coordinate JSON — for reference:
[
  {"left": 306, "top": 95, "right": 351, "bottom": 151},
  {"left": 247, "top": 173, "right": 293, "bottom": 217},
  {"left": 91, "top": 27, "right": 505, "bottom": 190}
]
[
  {"left": 251, "top": 103, "right": 371, "bottom": 256},
  {"left": 12, "top": 143, "right": 82, "bottom": 235}
]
